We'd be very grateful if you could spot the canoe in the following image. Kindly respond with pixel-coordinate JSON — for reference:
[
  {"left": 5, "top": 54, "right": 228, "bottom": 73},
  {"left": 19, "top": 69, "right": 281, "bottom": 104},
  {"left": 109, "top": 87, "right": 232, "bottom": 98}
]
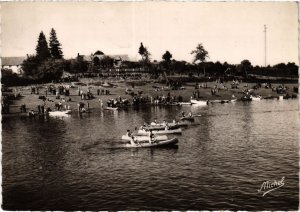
[
  {"left": 121, "top": 135, "right": 168, "bottom": 142},
  {"left": 122, "top": 137, "right": 178, "bottom": 148},
  {"left": 146, "top": 122, "right": 188, "bottom": 130},
  {"left": 178, "top": 102, "right": 192, "bottom": 105},
  {"left": 180, "top": 116, "right": 195, "bottom": 122},
  {"left": 210, "top": 100, "right": 230, "bottom": 104},
  {"left": 49, "top": 110, "right": 71, "bottom": 117},
  {"left": 137, "top": 128, "right": 182, "bottom": 135},
  {"left": 191, "top": 99, "right": 208, "bottom": 106},
  {"left": 104, "top": 107, "right": 119, "bottom": 110}
]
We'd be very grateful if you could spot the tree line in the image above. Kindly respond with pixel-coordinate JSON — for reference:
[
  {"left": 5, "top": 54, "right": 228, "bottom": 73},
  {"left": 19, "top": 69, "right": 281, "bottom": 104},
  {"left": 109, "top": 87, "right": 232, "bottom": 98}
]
[{"left": 1, "top": 33, "right": 298, "bottom": 86}]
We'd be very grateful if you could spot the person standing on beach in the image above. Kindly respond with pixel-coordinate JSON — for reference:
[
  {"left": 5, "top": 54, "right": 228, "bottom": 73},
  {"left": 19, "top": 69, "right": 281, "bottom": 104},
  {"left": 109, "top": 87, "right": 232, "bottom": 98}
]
[
  {"left": 41, "top": 104, "right": 45, "bottom": 114},
  {"left": 58, "top": 101, "right": 62, "bottom": 111},
  {"left": 77, "top": 103, "right": 81, "bottom": 112},
  {"left": 99, "top": 99, "right": 103, "bottom": 108},
  {"left": 37, "top": 104, "right": 41, "bottom": 114}
]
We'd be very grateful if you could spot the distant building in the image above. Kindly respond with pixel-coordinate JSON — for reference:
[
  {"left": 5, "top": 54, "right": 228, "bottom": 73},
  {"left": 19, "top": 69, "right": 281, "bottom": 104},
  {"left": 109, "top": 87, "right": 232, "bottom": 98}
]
[
  {"left": 77, "top": 51, "right": 130, "bottom": 68},
  {"left": 1, "top": 57, "right": 26, "bottom": 74},
  {"left": 109, "top": 55, "right": 130, "bottom": 68}
]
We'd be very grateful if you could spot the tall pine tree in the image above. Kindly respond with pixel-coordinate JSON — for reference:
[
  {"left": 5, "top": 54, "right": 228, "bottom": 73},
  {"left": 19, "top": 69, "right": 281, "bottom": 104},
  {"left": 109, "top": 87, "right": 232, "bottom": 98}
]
[
  {"left": 49, "top": 28, "right": 63, "bottom": 59},
  {"left": 36, "top": 31, "right": 51, "bottom": 61}
]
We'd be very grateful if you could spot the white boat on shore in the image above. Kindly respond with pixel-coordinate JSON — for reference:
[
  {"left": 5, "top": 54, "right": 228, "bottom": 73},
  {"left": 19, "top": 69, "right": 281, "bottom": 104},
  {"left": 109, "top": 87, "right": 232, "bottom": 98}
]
[
  {"left": 191, "top": 99, "right": 208, "bottom": 106},
  {"left": 49, "top": 110, "right": 71, "bottom": 117},
  {"left": 122, "top": 137, "right": 178, "bottom": 148},
  {"left": 250, "top": 95, "right": 262, "bottom": 101},
  {"left": 138, "top": 128, "right": 182, "bottom": 135}
]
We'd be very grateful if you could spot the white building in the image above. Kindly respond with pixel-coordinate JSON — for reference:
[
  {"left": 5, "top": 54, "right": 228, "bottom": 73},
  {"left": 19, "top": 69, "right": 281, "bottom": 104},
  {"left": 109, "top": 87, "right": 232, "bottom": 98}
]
[{"left": 1, "top": 57, "right": 26, "bottom": 75}]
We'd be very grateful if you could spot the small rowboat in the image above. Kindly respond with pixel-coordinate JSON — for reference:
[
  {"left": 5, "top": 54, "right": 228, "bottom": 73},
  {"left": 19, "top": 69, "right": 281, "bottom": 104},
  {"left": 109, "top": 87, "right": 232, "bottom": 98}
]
[
  {"left": 191, "top": 99, "right": 208, "bottom": 106},
  {"left": 49, "top": 110, "right": 71, "bottom": 117},
  {"left": 180, "top": 116, "right": 195, "bottom": 122},
  {"left": 137, "top": 128, "right": 182, "bottom": 135},
  {"left": 122, "top": 138, "right": 178, "bottom": 148},
  {"left": 121, "top": 135, "right": 168, "bottom": 141}
]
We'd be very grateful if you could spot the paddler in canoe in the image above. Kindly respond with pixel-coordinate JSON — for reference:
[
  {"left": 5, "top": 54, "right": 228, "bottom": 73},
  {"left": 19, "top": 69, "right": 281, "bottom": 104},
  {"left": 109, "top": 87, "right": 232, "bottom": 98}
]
[
  {"left": 126, "top": 129, "right": 132, "bottom": 137},
  {"left": 181, "top": 111, "right": 185, "bottom": 117},
  {"left": 149, "top": 130, "right": 155, "bottom": 144}
]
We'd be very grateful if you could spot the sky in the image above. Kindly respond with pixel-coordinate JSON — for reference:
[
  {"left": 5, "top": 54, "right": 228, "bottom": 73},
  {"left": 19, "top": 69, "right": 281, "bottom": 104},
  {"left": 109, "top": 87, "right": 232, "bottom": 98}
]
[{"left": 1, "top": 2, "right": 298, "bottom": 66}]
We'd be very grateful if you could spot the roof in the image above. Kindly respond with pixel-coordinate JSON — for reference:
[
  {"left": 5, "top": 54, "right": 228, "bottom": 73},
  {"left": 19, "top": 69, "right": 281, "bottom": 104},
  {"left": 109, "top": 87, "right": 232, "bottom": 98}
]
[
  {"left": 2, "top": 57, "right": 26, "bottom": 66},
  {"left": 94, "top": 50, "right": 104, "bottom": 55}
]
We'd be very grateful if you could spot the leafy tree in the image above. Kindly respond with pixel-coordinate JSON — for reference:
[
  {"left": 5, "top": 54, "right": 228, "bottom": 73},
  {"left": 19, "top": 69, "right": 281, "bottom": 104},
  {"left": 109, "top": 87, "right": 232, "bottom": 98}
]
[
  {"left": 49, "top": 28, "right": 63, "bottom": 59},
  {"left": 162, "top": 51, "right": 172, "bottom": 62},
  {"left": 22, "top": 55, "right": 40, "bottom": 78},
  {"left": 93, "top": 57, "right": 101, "bottom": 67},
  {"left": 36, "top": 31, "right": 51, "bottom": 61},
  {"left": 101, "top": 56, "right": 114, "bottom": 69},
  {"left": 238, "top": 59, "right": 252, "bottom": 78},
  {"left": 161, "top": 51, "right": 173, "bottom": 74},
  {"left": 37, "top": 59, "right": 64, "bottom": 81},
  {"left": 69, "top": 56, "right": 89, "bottom": 74},
  {"left": 191, "top": 43, "right": 209, "bottom": 76},
  {"left": 138, "top": 42, "right": 151, "bottom": 64},
  {"left": 1, "top": 68, "right": 19, "bottom": 86}
]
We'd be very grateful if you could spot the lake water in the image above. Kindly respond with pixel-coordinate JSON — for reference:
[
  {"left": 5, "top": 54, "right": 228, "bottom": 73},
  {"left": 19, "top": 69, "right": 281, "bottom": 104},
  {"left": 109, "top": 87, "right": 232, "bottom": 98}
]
[{"left": 2, "top": 99, "right": 299, "bottom": 210}]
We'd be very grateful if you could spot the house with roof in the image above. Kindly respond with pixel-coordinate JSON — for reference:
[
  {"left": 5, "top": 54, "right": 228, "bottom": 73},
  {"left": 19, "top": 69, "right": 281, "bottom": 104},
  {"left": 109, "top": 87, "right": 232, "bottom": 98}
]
[{"left": 1, "top": 57, "right": 26, "bottom": 75}]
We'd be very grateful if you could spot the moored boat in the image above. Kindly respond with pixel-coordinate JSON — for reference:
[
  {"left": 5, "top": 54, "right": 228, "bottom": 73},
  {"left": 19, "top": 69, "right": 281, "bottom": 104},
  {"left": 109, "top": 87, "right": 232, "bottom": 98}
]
[
  {"left": 250, "top": 95, "right": 262, "bottom": 101},
  {"left": 138, "top": 128, "right": 182, "bottom": 135},
  {"left": 49, "top": 110, "right": 71, "bottom": 117},
  {"left": 122, "top": 137, "right": 178, "bottom": 148},
  {"left": 191, "top": 99, "right": 208, "bottom": 106}
]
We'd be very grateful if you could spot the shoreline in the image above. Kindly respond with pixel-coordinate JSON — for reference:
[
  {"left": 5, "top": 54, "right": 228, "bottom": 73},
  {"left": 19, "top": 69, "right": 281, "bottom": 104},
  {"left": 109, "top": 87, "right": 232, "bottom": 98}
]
[{"left": 2, "top": 80, "right": 298, "bottom": 115}]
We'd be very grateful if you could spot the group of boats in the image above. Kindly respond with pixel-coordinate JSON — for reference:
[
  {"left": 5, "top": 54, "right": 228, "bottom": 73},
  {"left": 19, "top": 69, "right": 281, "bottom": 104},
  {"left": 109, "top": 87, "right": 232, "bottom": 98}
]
[{"left": 120, "top": 116, "right": 197, "bottom": 148}]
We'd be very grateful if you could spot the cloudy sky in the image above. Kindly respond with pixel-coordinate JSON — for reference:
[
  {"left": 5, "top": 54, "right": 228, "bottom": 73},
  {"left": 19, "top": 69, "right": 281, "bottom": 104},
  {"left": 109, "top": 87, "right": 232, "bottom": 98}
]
[{"left": 1, "top": 2, "right": 298, "bottom": 66}]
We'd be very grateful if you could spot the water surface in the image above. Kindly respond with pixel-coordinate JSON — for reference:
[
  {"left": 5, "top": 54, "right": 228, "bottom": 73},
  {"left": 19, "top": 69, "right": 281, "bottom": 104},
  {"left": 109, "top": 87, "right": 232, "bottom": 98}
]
[{"left": 2, "top": 100, "right": 299, "bottom": 210}]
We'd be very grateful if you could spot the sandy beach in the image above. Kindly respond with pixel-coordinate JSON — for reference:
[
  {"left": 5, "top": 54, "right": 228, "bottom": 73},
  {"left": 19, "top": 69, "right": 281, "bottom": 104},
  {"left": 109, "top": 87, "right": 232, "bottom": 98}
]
[{"left": 4, "top": 78, "right": 298, "bottom": 115}]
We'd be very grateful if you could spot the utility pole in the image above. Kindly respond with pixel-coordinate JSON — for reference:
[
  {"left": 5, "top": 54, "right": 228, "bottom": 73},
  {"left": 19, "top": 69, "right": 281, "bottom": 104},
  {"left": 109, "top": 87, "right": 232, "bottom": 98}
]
[{"left": 264, "top": 25, "right": 267, "bottom": 67}]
